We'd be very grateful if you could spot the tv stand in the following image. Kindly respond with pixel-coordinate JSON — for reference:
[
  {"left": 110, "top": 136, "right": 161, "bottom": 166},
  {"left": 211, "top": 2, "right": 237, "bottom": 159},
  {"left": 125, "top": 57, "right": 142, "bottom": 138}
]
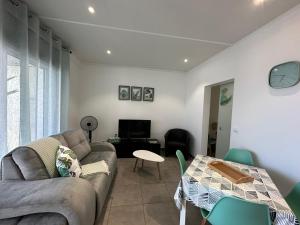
[{"left": 108, "top": 138, "right": 161, "bottom": 158}]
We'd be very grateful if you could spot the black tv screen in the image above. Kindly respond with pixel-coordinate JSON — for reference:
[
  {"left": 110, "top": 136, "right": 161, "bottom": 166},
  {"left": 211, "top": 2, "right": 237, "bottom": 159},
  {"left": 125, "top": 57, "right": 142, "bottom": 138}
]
[{"left": 118, "top": 119, "right": 151, "bottom": 138}]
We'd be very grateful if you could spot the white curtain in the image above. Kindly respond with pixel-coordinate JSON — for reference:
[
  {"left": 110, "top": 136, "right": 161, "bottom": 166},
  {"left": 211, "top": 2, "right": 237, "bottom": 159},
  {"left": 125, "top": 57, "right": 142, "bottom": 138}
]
[{"left": 0, "top": 0, "right": 70, "bottom": 157}]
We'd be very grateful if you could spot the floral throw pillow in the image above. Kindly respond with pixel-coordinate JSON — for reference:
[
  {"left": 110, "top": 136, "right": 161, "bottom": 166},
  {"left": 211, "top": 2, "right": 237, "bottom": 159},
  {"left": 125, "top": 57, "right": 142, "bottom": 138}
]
[{"left": 56, "top": 145, "right": 82, "bottom": 177}]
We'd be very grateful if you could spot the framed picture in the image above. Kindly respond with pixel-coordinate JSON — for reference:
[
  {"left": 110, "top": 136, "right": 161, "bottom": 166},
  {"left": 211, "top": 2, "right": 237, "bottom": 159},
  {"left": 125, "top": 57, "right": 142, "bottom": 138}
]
[
  {"left": 119, "top": 85, "right": 130, "bottom": 100},
  {"left": 131, "top": 86, "right": 142, "bottom": 101},
  {"left": 143, "top": 87, "right": 154, "bottom": 102}
]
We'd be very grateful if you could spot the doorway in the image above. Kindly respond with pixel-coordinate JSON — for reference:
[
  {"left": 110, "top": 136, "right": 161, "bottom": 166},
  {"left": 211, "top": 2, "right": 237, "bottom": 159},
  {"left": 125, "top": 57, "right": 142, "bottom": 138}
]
[{"left": 207, "top": 81, "right": 234, "bottom": 158}]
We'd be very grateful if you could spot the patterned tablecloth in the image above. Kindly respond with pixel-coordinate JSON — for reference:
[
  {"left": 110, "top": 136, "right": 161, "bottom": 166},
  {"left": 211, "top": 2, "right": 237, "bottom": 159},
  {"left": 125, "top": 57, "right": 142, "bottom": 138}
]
[{"left": 174, "top": 155, "right": 298, "bottom": 225}]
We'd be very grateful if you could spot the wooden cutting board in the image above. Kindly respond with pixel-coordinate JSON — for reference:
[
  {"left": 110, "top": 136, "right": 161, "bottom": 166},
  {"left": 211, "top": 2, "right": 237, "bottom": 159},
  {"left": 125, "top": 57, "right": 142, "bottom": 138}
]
[{"left": 208, "top": 161, "right": 254, "bottom": 184}]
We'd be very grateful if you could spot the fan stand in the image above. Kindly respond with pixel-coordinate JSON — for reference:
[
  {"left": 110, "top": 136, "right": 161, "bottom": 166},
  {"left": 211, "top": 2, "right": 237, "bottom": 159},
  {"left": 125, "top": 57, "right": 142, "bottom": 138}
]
[
  {"left": 87, "top": 122, "right": 93, "bottom": 143},
  {"left": 88, "top": 130, "right": 92, "bottom": 143}
]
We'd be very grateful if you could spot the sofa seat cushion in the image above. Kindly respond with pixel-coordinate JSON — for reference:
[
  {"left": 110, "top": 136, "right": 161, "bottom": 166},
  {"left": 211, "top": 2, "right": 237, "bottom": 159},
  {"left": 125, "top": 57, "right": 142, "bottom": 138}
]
[
  {"left": 62, "top": 129, "right": 91, "bottom": 160},
  {"left": 81, "top": 151, "right": 117, "bottom": 174}
]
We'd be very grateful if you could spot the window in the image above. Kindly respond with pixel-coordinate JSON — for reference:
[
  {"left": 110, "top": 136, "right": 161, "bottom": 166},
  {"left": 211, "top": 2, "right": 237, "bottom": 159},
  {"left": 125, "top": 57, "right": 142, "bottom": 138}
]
[
  {"left": 0, "top": 0, "right": 70, "bottom": 158},
  {"left": 6, "top": 54, "right": 21, "bottom": 151}
]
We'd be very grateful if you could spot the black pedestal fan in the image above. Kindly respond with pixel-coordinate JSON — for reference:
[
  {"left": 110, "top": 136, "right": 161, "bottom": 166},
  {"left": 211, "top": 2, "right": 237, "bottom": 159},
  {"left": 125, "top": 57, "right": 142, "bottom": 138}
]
[{"left": 80, "top": 116, "right": 98, "bottom": 143}]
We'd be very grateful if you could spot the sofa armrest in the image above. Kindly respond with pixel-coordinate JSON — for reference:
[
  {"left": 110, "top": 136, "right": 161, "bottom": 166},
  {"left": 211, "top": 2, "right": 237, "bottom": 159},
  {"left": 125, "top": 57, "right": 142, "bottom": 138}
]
[
  {"left": 0, "top": 177, "right": 96, "bottom": 225},
  {"left": 90, "top": 141, "right": 116, "bottom": 152}
]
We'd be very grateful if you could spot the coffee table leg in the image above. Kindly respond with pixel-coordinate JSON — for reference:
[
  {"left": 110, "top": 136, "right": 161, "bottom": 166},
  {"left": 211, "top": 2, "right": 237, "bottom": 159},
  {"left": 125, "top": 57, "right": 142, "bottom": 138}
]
[
  {"left": 133, "top": 158, "right": 139, "bottom": 172},
  {"left": 157, "top": 162, "right": 161, "bottom": 180}
]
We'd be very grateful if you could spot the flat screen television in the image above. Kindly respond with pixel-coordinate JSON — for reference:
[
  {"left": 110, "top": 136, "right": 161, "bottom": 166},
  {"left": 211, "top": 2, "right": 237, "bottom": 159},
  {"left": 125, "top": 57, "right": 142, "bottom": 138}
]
[{"left": 118, "top": 119, "right": 151, "bottom": 138}]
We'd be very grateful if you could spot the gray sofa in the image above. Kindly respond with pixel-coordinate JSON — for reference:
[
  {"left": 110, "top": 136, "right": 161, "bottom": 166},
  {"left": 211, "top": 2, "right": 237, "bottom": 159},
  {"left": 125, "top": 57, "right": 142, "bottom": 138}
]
[{"left": 0, "top": 129, "right": 117, "bottom": 225}]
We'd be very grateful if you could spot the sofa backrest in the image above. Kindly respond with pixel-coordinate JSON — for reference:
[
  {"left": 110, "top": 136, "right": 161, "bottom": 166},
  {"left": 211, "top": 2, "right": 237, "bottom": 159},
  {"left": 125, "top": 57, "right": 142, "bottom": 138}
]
[
  {"left": 11, "top": 146, "right": 51, "bottom": 180},
  {"left": 61, "top": 129, "right": 91, "bottom": 160},
  {"left": 1, "top": 153, "right": 24, "bottom": 180},
  {"left": 1, "top": 146, "right": 50, "bottom": 181},
  {"left": 1, "top": 129, "right": 91, "bottom": 181}
]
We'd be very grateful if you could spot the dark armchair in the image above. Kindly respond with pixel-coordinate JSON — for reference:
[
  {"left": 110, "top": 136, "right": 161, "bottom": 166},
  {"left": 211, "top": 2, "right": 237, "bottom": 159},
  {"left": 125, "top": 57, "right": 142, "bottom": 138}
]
[{"left": 164, "top": 128, "right": 190, "bottom": 158}]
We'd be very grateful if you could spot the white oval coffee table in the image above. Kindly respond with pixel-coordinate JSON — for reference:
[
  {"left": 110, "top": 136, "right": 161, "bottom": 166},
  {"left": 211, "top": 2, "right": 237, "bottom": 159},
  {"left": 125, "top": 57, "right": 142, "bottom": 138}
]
[{"left": 133, "top": 150, "right": 165, "bottom": 179}]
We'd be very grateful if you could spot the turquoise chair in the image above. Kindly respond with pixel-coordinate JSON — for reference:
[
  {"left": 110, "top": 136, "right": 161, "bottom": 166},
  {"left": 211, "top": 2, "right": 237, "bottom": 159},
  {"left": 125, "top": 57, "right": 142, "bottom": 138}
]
[
  {"left": 176, "top": 150, "right": 209, "bottom": 220},
  {"left": 176, "top": 150, "right": 187, "bottom": 176},
  {"left": 285, "top": 182, "right": 300, "bottom": 220},
  {"left": 224, "top": 148, "right": 254, "bottom": 166},
  {"left": 200, "top": 196, "right": 271, "bottom": 225}
]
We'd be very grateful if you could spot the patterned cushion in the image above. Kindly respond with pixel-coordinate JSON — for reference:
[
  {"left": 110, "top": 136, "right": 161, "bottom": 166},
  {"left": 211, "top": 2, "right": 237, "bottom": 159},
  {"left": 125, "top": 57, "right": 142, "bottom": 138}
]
[{"left": 56, "top": 145, "right": 82, "bottom": 177}]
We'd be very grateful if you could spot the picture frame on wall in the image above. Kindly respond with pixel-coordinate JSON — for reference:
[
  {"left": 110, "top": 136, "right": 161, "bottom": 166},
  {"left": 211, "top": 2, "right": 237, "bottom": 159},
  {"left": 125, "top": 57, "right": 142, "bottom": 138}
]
[
  {"left": 131, "top": 86, "right": 142, "bottom": 101},
  {"left": 119, "top": 85, "right": 130, "bottom": 100},
  {"left": 143, "top": 87, "right": 154, "bottom": 102}
]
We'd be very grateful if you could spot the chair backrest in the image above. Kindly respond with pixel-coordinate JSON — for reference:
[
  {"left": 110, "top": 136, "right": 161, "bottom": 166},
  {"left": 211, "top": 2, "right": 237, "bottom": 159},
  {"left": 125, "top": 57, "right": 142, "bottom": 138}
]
[
  {"left": 286, "top": 182, "right": 300, "bottom": 220},
  {"left": 207, "top": 196, "right": 271, "bottom": 225},
  {"left": 224, "top": 148, "right": 254, "bottom": 166},
  {"left": 176, "top": 150, "right": 187, "bottom": 176},
  {"left": 165, "top": 129, "right": 189, "bottom": 142}
]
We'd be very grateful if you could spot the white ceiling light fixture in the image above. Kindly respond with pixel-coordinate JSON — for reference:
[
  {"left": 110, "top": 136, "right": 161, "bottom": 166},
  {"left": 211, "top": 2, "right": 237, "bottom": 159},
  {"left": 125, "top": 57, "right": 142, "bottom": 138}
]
[
  {"left": 184, "top": 58, "right": 189, "bottom": 63},
  {"left": 106, "top": 50, "right": 111, "bottom": 55},
  {"left": 253, "top": 0, "right": 265, "bottom": 6},
  {"left": 88, "top": 6, "right": 95, "bottom": 14}
]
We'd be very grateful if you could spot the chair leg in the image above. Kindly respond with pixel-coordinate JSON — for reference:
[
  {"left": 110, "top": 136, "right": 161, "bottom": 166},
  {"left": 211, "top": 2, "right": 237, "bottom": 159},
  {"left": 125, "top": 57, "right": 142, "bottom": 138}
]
[{"left": 200, "top": 219, "right": 206, "bottom": 225}]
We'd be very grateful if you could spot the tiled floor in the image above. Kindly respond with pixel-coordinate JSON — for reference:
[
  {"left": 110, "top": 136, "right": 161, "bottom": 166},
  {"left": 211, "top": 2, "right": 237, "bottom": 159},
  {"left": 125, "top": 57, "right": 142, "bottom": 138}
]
[{"left": 98, "top": 157, "right": 203, "bottom": 225}]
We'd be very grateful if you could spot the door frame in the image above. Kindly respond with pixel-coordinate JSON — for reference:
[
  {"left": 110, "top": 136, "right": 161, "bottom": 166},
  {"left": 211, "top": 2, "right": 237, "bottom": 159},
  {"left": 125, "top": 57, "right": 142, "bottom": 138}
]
[{"left": 201, "top": 79, "right": 235, "bottom": 155}]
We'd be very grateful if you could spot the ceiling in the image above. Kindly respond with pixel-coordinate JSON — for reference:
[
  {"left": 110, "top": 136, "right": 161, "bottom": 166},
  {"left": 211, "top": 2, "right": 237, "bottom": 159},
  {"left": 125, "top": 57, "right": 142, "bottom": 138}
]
[{"left": 24, "top": 0, "right": 300, "bottom": 71}]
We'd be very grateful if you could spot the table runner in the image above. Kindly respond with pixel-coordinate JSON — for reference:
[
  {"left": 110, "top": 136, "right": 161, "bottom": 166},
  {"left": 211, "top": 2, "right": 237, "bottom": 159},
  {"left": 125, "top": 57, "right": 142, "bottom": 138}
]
[{"left": 174, "top": 155, "right": 298, "bottom": 225}]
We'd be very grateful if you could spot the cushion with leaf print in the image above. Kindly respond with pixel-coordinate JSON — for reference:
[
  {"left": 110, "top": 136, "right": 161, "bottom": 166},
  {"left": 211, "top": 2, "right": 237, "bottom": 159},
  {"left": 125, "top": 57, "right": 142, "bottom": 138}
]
[{"left": 56, "top": 145, "right": 82, "bottom": 177}]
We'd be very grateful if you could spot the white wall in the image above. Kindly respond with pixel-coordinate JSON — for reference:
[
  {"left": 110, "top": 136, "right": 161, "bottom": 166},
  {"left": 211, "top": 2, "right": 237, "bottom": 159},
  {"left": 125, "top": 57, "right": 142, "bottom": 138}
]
[
  {"left": 76, "top": 64, "right": 186, "bottom": 146},
  {"left": 68, "top": 54, "right": 81, "bottom": 130},
  {"left": 185, "top": 5, "right": 300, "bottom": 194}
]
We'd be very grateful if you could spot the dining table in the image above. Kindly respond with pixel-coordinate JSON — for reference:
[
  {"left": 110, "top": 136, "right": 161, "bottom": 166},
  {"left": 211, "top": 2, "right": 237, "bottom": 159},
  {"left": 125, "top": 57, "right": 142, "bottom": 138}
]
[{"left": 174, "top": 155, "right": 298, "bottom": 225}]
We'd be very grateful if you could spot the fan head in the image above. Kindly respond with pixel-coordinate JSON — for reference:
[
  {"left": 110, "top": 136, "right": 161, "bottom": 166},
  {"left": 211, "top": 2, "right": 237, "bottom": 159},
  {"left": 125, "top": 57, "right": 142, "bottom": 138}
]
[{"left": 80, "top": 116, "right": 98, "bottom": 131}]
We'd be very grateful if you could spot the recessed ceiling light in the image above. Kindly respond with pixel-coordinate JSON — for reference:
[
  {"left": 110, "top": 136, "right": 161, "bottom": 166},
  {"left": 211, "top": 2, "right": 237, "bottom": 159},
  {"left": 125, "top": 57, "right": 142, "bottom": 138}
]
[
  {"left": 106, "top": 50, "right": 111, "bottom": 55},
  {"left": 184, "top": 58, "right": 189, "bottom": 63},
  {"left": 88, "top": 6, "right": 95, "bottom": 14},
  {"left": 253, "top": 0, "right": 265, "bottom": 6}
]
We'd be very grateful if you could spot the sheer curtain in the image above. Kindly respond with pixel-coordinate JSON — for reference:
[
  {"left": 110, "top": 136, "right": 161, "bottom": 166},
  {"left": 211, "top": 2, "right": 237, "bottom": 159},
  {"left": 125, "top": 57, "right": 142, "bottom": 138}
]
[{"left": 0, "top": 0, "right": 70, "bottom": 158}]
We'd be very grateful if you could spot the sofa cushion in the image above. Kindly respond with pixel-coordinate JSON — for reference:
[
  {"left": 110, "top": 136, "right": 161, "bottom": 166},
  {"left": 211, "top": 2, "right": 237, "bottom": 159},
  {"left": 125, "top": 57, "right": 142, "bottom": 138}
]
[
  {"left": 62, "top": 129, "right": 91, "bottom": 160},
  {"left": 1, "top": 154, "right": 24, "bottom": 180},
  {"left": 27, "top": 137, "right": 61, "bottom": 178},
  {"left": 56, "top": 145, "right": 82, "bottom": 178},
  {"left": 51, "top": 134, "right": 69, "bottom": 147},
  {"left": 81, "top": 151, "right": 117, "bottom": 174},
  {"left": 12, "top": 147, "right": 50, "bottom": 180}
]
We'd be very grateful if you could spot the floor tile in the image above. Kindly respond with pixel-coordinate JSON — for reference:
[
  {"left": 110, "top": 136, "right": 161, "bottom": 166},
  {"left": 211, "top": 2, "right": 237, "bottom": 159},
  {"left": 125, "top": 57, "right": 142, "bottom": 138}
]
[
  {"left": 144, "top": 203, "right": 179, "bottom": 225},
  {"left": 108, "top": 205, "right": 146, "bottom": 225},
  {"left": 137, "top": 166, "right": 163, "bottom": 184},
  {"left": 111, "top": 183, "right": 142, "bottom": 206},
  {"left": 141, "top": 183, "right": 171, "bottom": 204},
  {"left": 115, "top": 167, "right": 140, "bottom": 185},
  {"left": 104, "top": 157, "right": 201, "bottom": 225},
  {"left": 161, "top": 167, "right": 180, "bottom": 183},
  {"left": 165, "top": 182, "right": 179, "bottom": 198},
  {"left": 186, "top": 202, "right": 205, "bottom": 225}
]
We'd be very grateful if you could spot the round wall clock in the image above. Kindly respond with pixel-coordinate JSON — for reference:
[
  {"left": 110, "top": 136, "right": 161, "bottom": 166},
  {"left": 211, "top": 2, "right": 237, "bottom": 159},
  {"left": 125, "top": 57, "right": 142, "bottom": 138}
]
[{"left": 269, "top": 61, "right": 300, "bottom": 89}]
